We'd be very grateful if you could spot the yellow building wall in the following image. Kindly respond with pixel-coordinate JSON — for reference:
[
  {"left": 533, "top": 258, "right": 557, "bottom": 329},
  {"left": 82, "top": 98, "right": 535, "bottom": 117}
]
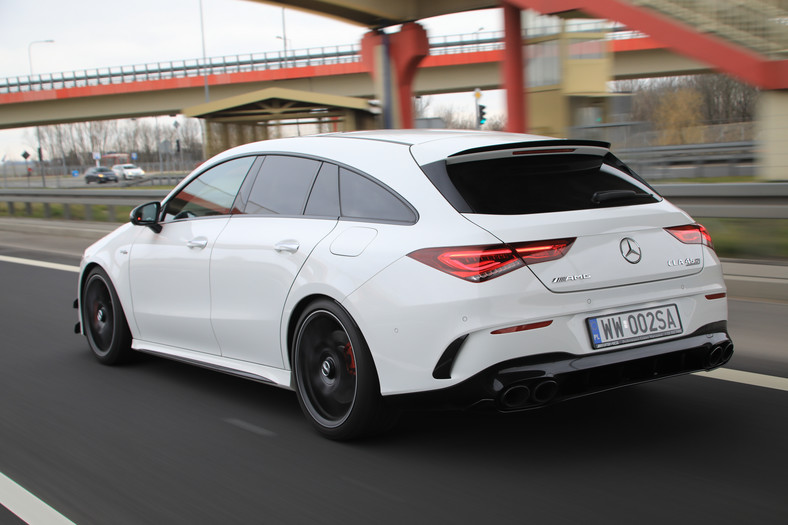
[
  {"left": 564, "top": 58, "right": 610, "bottom": 95},
  {"left": 528, "top": 89, "right": 568, "bottom": 137}
]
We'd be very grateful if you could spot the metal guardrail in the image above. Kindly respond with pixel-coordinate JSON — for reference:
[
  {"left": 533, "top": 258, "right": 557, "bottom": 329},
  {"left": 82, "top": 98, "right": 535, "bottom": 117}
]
[
  {"left": 0, "top": 188, "right": 168, "bottom": 221},
  {"left": 1, "top": 183, "right": 787, "bottom": 222},
  {"left": 655, "top": 182, "right": 788, "bottom": 219},
  {"left": 619, "top": 142, "right": 758, "bottom": 179},
  {"left": 619, "top": 141, "right": 757, "bottom": 167}
]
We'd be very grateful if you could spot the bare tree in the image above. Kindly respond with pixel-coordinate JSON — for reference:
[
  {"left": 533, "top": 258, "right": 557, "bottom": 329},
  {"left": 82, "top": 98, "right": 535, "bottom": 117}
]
[{"left": 435, "top": 105, "right": 477, "bottom": 129}]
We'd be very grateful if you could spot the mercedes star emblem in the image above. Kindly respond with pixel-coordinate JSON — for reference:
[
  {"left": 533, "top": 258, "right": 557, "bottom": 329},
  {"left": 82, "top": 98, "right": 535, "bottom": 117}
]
[{"left": 620, "top": 237, "right": 642, "bottom": 264}]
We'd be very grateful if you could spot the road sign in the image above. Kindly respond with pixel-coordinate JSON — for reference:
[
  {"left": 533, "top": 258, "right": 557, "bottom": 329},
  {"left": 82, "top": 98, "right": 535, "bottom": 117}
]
[{"left": 21, "top": 151, "right": 30, "bottom": 160}]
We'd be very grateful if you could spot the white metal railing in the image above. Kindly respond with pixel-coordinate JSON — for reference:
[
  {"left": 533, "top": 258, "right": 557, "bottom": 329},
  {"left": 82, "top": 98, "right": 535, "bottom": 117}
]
[
  {"left": 0, "top": 26, "right": 644, "bottom": 95},
  {"left": 629, "top": 0, "right": 788, "bottom": 57}
]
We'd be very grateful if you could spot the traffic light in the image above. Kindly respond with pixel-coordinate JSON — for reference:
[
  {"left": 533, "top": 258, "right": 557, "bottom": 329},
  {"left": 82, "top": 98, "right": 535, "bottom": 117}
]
[{"left": 477, "top": 104, "right": 487, "bottom": 126}]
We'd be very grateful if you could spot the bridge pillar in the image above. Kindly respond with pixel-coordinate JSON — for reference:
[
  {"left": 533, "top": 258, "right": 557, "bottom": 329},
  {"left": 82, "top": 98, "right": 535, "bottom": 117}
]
[
  {"left": 757, "top": 90, "right": 788, "bottom": 181},
  {"left": 361, "top": 23, "right": 429, "bottom": 129},
  {"left": 503, "top": 2, "right": 526, "bottom": 133}
]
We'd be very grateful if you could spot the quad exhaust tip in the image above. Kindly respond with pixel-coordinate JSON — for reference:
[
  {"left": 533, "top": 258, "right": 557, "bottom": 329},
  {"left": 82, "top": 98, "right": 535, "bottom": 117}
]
[
  {"left": 499, "top": 379, "right": 558, "bottom": 409},
  {"left": 706, "top": 341, "right": 734, "bottom": 369}
]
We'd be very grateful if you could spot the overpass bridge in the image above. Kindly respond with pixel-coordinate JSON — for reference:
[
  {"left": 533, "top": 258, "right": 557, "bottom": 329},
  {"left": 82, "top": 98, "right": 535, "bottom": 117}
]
[{"left": 0, "top": 29, "right": 704, "bottom": 130}]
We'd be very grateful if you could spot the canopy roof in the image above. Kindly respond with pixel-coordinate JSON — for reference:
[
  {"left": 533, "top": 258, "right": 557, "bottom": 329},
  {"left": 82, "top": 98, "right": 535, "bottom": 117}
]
[{"left": 183, "top": 87, "right": 375, "bottom": 123}]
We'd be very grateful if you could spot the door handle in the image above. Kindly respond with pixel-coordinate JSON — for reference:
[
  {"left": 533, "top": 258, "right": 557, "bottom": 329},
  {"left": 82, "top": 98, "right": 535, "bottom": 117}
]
[
  {"left": 274, "top": 240, "right": 300, "bottom": 254},
  {"left": 186, "top": 238, "right": 208, "bottom": 249}
]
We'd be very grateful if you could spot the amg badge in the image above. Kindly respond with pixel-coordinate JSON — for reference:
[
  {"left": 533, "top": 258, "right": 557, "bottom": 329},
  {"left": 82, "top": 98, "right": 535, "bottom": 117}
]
[{"left": 552, "top": 274, "right": 591, "bottom": 283}]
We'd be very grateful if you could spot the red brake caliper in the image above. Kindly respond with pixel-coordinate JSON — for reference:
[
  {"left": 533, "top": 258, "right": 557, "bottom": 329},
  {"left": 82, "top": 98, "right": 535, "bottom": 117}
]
[{"left": 343, "top": 343, "right": 356, "bottom": 376}]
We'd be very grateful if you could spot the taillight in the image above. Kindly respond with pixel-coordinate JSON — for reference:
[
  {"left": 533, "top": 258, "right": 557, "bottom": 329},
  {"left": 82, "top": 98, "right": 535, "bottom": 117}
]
[
  {"left": 408, "top": 245, "right": 524, "bottom": 282},
  {"left": 408, "top": 238, "right": 575, "bottom": 283},
  {"left": 511, "top": 238, "right": 575, "bottom": 264},
  {"left": 665, "top": 224, "right": 714, "bottom": 250}
]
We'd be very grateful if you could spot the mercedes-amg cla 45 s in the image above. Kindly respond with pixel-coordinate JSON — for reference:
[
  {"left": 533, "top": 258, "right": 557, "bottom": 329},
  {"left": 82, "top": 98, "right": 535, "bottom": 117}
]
[{"left": 76, "top": 130, "right": 733, "bottom": 439}]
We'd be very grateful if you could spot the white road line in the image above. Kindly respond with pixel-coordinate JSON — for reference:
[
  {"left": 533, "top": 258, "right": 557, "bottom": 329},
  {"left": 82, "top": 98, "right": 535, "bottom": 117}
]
[
  {"left": 0, "top": 471, "right": 76, "bottom": 525},
  {"left": 695, "top": 368, "right": 788, "bottom": 392},
  {"left": 0, "top": 255, "right": 79, "bottom": 273},
  {"left": 224, "top": 418, "right": 276, "bottom": 437}
]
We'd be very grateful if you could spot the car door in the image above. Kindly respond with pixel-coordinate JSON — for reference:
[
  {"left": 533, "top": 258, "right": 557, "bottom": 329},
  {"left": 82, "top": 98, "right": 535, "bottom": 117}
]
[
  {"left": 210, "top": 157, "right": 339, "bottom": 367},
  {"left": 128, "top": 156, "right": 258, "bottom": 354}
]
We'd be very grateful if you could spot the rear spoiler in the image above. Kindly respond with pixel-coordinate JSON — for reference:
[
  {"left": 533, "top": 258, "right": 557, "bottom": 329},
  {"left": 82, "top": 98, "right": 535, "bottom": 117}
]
[{"left": 447, "top": 139, "right": 611, "bottom": 165}]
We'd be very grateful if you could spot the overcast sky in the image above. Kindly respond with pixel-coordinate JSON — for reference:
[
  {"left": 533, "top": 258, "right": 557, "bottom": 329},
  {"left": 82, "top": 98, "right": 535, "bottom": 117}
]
[{"left": 0, "top": 0, "right": 505, "bottom": 158}]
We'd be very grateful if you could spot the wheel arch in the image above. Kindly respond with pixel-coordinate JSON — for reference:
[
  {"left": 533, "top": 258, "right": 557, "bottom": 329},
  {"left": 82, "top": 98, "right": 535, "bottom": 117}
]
[
  {"left": 286, "top": 293, "right": 341, "bottom": 369},
  {"left": 285, "top": 294, "right": 383, "bottom": 391},
  {"left": 79, "top": 261, "right": 136, "bottom": 338}
]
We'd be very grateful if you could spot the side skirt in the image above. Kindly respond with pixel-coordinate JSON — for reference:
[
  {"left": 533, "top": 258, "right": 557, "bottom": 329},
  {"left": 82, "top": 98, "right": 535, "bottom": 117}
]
[{"left": 132, "top": 340, "right": 293, "bottom": 390}]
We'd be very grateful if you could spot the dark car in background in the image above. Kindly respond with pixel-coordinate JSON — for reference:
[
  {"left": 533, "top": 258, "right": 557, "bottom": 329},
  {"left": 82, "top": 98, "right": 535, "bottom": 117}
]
[{"left": 85, "top": 166, "right": 119, "bottom": 184}]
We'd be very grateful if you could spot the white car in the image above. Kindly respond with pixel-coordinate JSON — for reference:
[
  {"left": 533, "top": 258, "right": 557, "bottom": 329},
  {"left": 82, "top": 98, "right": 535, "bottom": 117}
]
[
  {"left": 112, "top": 163, "right": 145, "bottom": 180},
  {"left": 76, "top": 130, "right": 733, "bottom": 439}
]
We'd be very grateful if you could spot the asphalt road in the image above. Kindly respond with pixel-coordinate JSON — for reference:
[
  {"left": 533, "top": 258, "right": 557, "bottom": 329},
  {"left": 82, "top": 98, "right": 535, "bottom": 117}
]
[{"left": 0, "top": 253, "right": 786, "bottom": 524}]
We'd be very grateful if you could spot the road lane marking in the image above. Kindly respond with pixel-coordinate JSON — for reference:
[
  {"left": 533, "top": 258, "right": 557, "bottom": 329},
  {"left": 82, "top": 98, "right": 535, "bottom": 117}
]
[
  {"left": 0, "top": 471, "right": 76, "bottom": 525},
  {"left": 224, "top": 418, "right": 276, "bottom": 437},
  {"left": 695, "top": 368, "right": 788, "bottom": 392},
  {"left": 0, "top": 255, "right": 79, "bottom": 273}
]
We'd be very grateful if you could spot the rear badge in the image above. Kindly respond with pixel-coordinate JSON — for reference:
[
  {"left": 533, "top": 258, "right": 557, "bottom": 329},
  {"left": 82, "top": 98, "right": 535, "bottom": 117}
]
[
  {"left": 552, "top": 274, "right": 591, "bottom": 283},
  {"left": 668, "top": 257, "right": 701, "bottom": 267},
  {"left": 619, "top": 238, "right": 642, "bottom": 264}
]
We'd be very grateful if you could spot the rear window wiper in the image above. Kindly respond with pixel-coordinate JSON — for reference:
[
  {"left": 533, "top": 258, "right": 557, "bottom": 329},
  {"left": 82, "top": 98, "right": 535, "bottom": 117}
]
[{"left": 591, "top": 189, "right": 653, "bottom": 204}]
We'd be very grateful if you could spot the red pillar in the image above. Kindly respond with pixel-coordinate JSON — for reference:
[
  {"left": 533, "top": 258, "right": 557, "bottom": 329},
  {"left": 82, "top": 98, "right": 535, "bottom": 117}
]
[
  {"left": 390, "top": 23, "right": 430, "bottom": 128},
  {"left": 361, "top": 23, "right": 429, "bottom": 128},
  {"left": 503, "top": 2, "right": 526, "bottom": 133}
]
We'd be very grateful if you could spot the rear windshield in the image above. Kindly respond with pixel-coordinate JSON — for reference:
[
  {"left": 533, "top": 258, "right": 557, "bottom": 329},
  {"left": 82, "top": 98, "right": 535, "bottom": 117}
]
[{"left": 422, "top": 153, "right": 660, "bottom": 215}]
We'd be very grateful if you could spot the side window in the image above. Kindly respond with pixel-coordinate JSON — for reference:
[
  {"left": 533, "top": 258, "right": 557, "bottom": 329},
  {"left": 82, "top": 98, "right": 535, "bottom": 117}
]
[
  {"left": 243, "top": 156, "right": 321, "bottom": 215},
  {"left": 304, "top": 162, "right": 340, "bottom": 217},
  {"left": 339, "top": 168, "right": 417, "bottom": 223},
  {"left": 164, "top": 156, "right": 255, "bottom": 221}
]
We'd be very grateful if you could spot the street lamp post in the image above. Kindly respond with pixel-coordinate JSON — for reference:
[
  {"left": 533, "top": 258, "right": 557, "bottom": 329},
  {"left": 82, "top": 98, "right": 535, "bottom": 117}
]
[
  {"left": 277, "top": 7, "right": 291, "bottom": 68},
  {"left": 28, "top": 39, "right": 54, "bottom": 188},
  {"left": 199, "top": 0, "right": 210, "bottom": 103}
]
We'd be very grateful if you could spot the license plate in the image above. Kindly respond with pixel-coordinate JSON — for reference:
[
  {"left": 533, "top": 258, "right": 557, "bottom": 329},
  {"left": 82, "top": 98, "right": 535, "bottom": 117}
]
[{"left": 587, "top": 304, "right": 682, "bottom": 349}]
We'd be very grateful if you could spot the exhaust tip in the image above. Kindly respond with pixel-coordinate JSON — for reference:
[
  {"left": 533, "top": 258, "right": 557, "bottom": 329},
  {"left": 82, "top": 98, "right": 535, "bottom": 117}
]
[
  {"left": 500, "top": 384, "right": 531, "bottom": 409},
  {"left": 532, "top": 379, "right": 559, "bottom": 404},
  {"left": 721, "top": 341, "right": 734, "bottom": 363},
  {"left": 707, "top": 346, "right": 723, "bottom": 368}
]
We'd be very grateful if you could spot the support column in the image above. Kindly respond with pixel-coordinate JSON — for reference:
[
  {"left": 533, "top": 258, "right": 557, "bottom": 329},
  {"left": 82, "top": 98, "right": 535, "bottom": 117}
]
[
  {"left": 756, "top": 90, "right": 788, "bottom": 181},
  {"left": 361, "top": 23, "right": 429, "bottom": 129},
  {"left": 503, "top": 2, "right": 526, "bottom": 133}
]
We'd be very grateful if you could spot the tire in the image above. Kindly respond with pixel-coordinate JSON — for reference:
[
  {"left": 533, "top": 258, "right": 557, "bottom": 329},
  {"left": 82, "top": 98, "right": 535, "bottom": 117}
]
[
  {"left": 82, "top": 267, "right": 132, "bottom": 365},
  {"left": 292, "top": 299, "right": 396, "bottom": 440}
]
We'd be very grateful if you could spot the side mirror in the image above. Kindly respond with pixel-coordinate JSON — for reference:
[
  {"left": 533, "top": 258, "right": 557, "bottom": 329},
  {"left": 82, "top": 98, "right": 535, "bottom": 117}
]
[{"left": 130, "top": 201, "right": 162, "bottom": 233}]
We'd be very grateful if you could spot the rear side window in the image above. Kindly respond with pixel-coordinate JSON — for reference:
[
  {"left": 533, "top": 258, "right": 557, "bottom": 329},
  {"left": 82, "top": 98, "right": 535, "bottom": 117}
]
[
  {"left": 424, "top": 153, "right": 659, "bottom": 215},
  {"left": 339, "top": 168, "right": 417, "bottom": 223}
]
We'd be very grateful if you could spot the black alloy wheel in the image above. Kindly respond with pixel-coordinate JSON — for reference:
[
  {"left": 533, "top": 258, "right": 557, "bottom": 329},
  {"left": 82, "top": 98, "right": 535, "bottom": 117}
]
[
  {"left": 82, "top": 267, "right": 132, "bottom": 365},
  {"left": 293, "top": 299, "right": 395, "bottom": 440}
]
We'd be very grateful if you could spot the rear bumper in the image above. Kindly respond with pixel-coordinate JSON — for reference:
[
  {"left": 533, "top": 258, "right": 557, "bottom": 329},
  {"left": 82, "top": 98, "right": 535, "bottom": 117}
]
[{"left": 386, "top": 323, "right": 732, "bottom": 412}]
